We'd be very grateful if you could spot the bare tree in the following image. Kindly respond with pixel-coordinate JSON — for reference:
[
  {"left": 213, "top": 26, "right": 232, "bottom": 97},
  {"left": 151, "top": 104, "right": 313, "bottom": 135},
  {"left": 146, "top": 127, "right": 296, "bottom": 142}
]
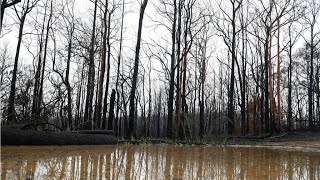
[
  {"left": 0, "top": 0, "right": 21, "bottom": 33},
  {"left": 83, "top": 0, "right": 98, "bottom": 129},
  {"left": 304, "top": 0, "right": 320, "bottom": 127},
  {"left": 128, "top": 0, "right": 148, "bottom": 137},
  {"left": 7, "top": 0, "right": 39, "bottom": 123}
]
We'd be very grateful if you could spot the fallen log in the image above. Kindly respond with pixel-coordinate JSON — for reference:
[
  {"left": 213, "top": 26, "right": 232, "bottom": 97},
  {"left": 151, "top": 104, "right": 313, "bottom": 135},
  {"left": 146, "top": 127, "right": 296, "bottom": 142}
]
[{"left": 1, "top": 127, "right": 117, "bottom": 146}]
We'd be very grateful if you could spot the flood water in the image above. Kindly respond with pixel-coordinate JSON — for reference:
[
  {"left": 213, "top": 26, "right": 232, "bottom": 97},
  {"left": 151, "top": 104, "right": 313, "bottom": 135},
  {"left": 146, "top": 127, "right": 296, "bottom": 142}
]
[{"left": 1, "top": 144, "right": 320, "bottom": 179}]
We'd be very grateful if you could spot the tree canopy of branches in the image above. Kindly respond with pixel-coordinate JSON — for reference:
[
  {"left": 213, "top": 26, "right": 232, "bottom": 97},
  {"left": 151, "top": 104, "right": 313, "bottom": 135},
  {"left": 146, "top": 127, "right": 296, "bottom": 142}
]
[{"left": 1, "top": 0, "right": 319, "bottom": 140}]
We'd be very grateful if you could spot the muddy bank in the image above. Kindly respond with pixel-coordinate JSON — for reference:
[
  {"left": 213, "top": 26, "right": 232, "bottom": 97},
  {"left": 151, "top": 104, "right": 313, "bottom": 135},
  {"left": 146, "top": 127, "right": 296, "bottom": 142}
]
[
  {"left": 119, "top": 130, "right": 320, "bottom": 152},
  {"left": 1, "top": 127, "right": 117, "bottom": 146}
]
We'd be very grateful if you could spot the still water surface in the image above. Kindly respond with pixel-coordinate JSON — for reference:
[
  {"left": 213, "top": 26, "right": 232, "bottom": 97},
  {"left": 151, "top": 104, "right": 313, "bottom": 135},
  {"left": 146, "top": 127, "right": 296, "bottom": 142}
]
[{"left": 1, "top": 144, "right": 320, "bottom": 179}]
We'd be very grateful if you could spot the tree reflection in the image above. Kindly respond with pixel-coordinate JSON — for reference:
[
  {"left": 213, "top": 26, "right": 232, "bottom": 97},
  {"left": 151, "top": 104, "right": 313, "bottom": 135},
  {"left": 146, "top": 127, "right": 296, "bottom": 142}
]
[{"left": 1, "top": 145, "right": 320, "bottom": 179}]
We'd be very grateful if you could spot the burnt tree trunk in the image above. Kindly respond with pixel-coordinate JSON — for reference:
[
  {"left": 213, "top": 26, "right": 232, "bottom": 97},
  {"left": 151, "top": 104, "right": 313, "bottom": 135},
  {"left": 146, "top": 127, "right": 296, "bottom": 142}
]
[
  {"left": 7, "top": 0, "right": 32, "bottom": 123},
  {"left": 102, "top": 6, "right": 114, "bottom": 129},
  {"left": 167, "top": 0, "right": 177, "bottom": 139},
  {"left": 95, "top": 0, "right": 108, "bottom": 129},
  {"left": 104, "top": 89, "right": 116, "bottom": 130},
  {"left": 84, "top": 0, "right": 98, "bottom": 129},
  {"left": 128, "top": 0, "right": 148, "bottom": 137},
  {"left": 115, "top": 0, "right": 125, "bottom": 135}
]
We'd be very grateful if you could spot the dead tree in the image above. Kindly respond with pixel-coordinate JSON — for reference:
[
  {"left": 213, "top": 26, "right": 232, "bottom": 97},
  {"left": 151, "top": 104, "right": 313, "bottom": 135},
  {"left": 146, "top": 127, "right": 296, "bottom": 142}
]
[
  {"left": 102, "top": 4, "right": 116, "bottom": 130},
  {"left": 128, "top": 0, "right": 148, "bottom": 137},
  {"left": 94, "top": 0, "right": 109, "bottom": 129},
  {"left": 305, "top": 0, "right": 320, "bottom": 127},
  {"left": 84, "top": 0, "right": 98, "bottom": 129},
  {"left": 7, "top": 0, "right": 38, "bottom": 123},
  {"left": 0, "top": 0, "right": 21, "bottom": 33},
  {"left": 167, "top": 0, "right": 177, "bottom": 138}
]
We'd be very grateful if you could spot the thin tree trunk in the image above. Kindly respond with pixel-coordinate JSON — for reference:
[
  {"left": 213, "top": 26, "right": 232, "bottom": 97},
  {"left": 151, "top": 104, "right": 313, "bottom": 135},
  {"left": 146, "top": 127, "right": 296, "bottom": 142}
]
[
  {"left": 106, "top": 89, "right": 116, "bottom": 130},
  {"left": 277, "top": 17, "right": 281, "bottom": 132},
  {"left": 167, "top": 0, "right": 177, "bottom": 139},
  {"left": 309, "top": 25, "right": 314, "bottom": 127},
  {"left": 128, "top": 0, "right": 148, "bottom": 137},
  {"left": 288, "top": 32, "right": 293, "bottom": 131},
  {"left": 115, "top": 0, "right": 125, "bottom": 135},
  {"left": 7, "top": 0, "right": 30, "bottom": 123},
  {"left": 38, "top": 1, "right": 53, "bottom": 122},
  {"left": 102, "top": 6, "right": 114, "bottom": 129},
  {"left": 175, "top": 0, "right": 182, "bottom": 138},
  {"left": 95, "top": 0, "right": 108, "bottom": 129},
  {"left": 84, "top": 0, "right": 98, "bottom": 129}
]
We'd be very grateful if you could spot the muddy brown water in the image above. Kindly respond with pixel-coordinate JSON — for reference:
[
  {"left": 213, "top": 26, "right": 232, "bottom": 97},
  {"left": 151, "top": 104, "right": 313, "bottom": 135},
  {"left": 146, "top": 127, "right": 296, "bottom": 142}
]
[{"left": 1, "top": 144, "right": 320, "bottom": 179}]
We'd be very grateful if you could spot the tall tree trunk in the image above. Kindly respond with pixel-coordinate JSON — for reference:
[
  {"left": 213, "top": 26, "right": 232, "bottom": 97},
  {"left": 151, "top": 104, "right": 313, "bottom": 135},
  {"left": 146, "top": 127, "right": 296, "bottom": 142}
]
[
  {"left": 115, "top": 0, "right": 125, "bottom": 135},
  {"left": 95, "top": 0, "right": 108, "bottom": 129},
  {"left": 38, "top": 1, "right": 52, "bottom": 122},
  {"left": 227, "top": 1, "right": 241, "bottom": 134},
  {"left": 84, "top": 0, "right": 98, "bottom": 129},
  {"left": 102, "top": 5, "right": 114, "bottom": 129},
  {"left": 288, "top": 32, "right": 293, "bottom": 131},
  {"left": 32, "top": 7, "right": 46, "bottom": 122},
  {"left": 264, "top": 28, "right": 270, "bottom": 133},
  {"left": 309, "top": 25, "right": 314, "bottom": 127},
  {"left": 7, "top": 0, "right": 30, "bottom": 123},
  {"left": 167, "top": 0, "right": 177, "bottom": 139},
  {"left": 199, "top": 31, "right": 207, "bottom": 138},
  {"left": 239, "top": 6, "right": 247, "bottom": 135},
  {"left": 128, "top": 0, "right": 148, "bottom": 137},
  {"left": 175, "top": 0, "right": 182, "bottom": 138},
  {"left": 277, "top": 17, "right": 281, "bottom": 132},
  {"left": 316, "top": 65, "right": 320, "bottom": 124},
  {"left": 65, "top": 23, "right": 74, "bottom": 129},
  {"left": 268, "top": 19, "right": 275, "bottom": 134}
]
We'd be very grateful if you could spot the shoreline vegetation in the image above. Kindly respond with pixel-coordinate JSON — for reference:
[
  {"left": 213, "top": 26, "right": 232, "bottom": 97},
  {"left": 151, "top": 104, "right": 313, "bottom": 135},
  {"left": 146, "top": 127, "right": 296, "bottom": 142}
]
[{"left": 2, "top": 125, "right": 320, "bottom": 153}]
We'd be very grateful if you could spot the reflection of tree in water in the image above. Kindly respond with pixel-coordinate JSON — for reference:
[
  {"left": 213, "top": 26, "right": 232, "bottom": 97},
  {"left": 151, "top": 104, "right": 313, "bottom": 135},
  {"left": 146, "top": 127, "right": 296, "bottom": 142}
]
[{"left": 1, "top": 145, "right": 320, "bottom": 179}]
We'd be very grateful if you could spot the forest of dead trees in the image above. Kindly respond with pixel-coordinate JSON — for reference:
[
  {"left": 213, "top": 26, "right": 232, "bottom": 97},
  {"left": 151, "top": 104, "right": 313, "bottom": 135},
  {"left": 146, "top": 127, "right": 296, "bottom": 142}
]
[{"left": 1, "top": 0, "right": 320, "bottom": 140}]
